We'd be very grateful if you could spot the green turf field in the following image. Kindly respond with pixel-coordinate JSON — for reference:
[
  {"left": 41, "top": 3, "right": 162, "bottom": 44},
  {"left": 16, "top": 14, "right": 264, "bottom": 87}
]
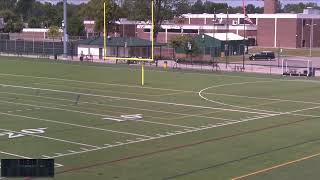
[{"left": 0, "top": 56, "right": 320, "bottom": 180}]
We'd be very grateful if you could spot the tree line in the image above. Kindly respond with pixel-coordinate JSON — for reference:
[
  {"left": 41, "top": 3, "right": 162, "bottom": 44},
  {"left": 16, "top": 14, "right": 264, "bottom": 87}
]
[{"left": 0, "top": 0, "right": 319, "bottom": 37}]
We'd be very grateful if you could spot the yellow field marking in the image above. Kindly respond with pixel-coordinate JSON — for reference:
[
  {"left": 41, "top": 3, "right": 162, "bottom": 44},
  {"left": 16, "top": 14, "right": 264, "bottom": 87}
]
[{"left": 231, "top": 151, "right": 320, "bottom": 180}]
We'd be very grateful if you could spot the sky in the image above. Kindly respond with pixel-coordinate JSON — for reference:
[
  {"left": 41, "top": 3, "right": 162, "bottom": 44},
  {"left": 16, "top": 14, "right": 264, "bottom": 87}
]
[{"left": 38, "top": 0, "right": 319, "bottom": 7}]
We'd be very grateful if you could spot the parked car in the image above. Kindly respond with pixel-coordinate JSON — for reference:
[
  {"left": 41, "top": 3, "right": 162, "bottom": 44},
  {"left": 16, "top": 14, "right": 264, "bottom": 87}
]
[{"left": 249, "top": 51, "right": 275, "bottom": 61}]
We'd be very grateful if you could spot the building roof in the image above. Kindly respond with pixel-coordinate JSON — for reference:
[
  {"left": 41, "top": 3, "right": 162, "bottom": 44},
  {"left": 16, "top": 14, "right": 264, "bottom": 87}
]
[
  {"left": 182, "top": 13, "right": 320, "bottom": 19},
  {"left": 22, "top": 28, "right": 63, "bottom": 33},
  {"left": 194, "top": 34, "right": 221, "bottom": 48},
  {"left": 205, "top": 33, "right": 245, "bottom": 41},
  {"left": 77, "top": 36, "right": 164, "bottom": 47}
]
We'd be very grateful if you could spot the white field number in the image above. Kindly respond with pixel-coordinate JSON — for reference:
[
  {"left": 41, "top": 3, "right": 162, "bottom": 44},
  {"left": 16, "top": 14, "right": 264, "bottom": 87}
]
[
  {"left": 0, "top": 128, "right": 47, "bottom": 139},
  {"left": 120, "top": 114, "right": 143, "bottom": 120}
]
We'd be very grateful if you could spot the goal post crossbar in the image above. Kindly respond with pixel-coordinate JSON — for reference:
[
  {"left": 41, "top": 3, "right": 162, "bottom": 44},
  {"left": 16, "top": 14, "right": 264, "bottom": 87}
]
[{"left": 103, "top": 1, "right": 155, "bottom": 86}]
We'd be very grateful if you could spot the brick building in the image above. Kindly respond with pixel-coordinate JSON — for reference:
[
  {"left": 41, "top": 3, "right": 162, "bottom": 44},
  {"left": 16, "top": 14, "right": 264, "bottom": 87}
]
[
  {"left": 133, "top": 0, "right": 320, "bottom": 48},
  {"left": 81, "top": 0, "right": 320, "bottom": 49}
]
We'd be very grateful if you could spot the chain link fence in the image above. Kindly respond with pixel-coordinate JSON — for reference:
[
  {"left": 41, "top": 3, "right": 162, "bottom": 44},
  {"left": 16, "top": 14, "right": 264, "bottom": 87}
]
[{"left": 0, "top": 39, "right": 77, "bottom": 59}]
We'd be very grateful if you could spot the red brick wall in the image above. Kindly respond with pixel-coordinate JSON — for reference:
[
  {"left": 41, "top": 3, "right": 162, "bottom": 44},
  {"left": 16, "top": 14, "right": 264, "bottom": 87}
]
[
  {"left": 313, "top": 19, "right": 320, "bottom": 47},
  {"left": 190, "top": 18, "right": 205, "bottom": 25},
  {"left": 302, "top": 19, "right": 311, "bottom": 48},
  {"left": 84, "top": 24, "right": 94, "bottom": 33},
  {"left": 296, "top": 19, "right": 303, "bottom": 48},
  {"left": 238, "top": 30, "right": 256, "bottom": 37},
  {"left": 119, "top": 24, "right": 136, "bottom": 37},
  {"left": 22, "top": 32, "right": 45, "bottom": 40},
  {"left": 257, "top": 18, "right": 275, "bottom": 47},
  {"left": 276, "top": 18, "right": 297, "bottom": 48}
]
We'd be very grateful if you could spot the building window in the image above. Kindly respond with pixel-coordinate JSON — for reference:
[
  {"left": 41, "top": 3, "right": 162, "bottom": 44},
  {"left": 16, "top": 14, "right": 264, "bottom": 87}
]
[
  {"left": 239, "top": 18, "right": 256, "bottom": 25},
  {"left": 167, "top": 29, "right": 181, "bottom": 33},
  {"left": 144, "top": 28, "right": 164, "bottom": 32},
  {"left": 303, "top": 20, "right": 306, "bottom": 26},
  {"left": 183, "top": 29, "right": 198, "bottom": 34}
]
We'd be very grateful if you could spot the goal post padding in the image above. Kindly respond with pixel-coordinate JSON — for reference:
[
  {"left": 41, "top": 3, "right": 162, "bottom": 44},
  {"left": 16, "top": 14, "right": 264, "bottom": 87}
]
[{"left": 282, "top": 59, "right": 315, "bottom": 77}]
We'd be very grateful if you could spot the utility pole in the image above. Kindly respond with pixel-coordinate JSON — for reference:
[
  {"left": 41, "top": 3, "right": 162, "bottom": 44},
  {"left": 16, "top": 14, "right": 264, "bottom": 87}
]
[
  {"left": 63, "top": 0, "right": 68, "bottom": 59},
  {"left": 306, "top": 20, "right": 316, "bottom": 57}
]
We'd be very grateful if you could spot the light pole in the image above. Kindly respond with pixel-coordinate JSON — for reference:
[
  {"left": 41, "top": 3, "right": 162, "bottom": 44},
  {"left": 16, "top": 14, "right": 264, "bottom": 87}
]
[
  {"left": 63, "top": 0, "right": 67, "bottom": 59},
  {"left": 306, "top": 21, "right": 317, "bottom": 57}
]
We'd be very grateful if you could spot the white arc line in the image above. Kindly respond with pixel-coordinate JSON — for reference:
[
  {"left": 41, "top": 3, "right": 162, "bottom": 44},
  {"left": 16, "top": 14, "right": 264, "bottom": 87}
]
[{"left": 0, "top": 83, "right": 272, "bottom": 115}]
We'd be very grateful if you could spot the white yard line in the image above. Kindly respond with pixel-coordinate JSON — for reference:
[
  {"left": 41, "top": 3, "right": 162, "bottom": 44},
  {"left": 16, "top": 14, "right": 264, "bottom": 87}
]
[
  {"left": 199, "top": 81, "right": 280, "bottom": 114},
  {"left": 0, "top": 151, "right": 32, "bottom": 159},
  {"left": 0, "top": 91, "right": 75, "bottom": 102},
  {"left": 1, "top": 71, "right": 320, "bottom": 95},
  {"left": 0, "top": 98, "right": 198, "bottom": 131},
  {"left": 0, "top": 112, "right": 151, "bottom": 138},
  {"left": 0, "top": 83, "right": 273, "bottom": 115},
  {"left": 0, "top": 73, "right": 192, "bottom": 93},
  {"left": 33, "top": 82, "right": 162, "bottom": 97},
  {"left": 137, "top": 120, "right": 198, "bottom": 130},
  {"left": 49, "top": 114, "right": 277, "bottom": 159},
  {"left": 2, "top": 80, "right": 319, "bottom": 107},
  {"left": 0, "top": 90, "right": 241, "bottom": 122},
  {"left": 47, "top": 104, "right": 320, "bottom": 159},
  {"left": 204, "top": 92, "right": 320, "bottom": 106},
  {"left": 0, "top": 128, "right": 99, "bottom": 148},
  {"left": 0, "top": 151, "right": 63, "bottom": 168}
]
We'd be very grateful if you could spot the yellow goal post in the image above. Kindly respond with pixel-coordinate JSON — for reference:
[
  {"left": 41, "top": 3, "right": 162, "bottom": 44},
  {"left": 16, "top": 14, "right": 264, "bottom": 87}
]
[{"left": 103, "top": 0, "right": 155, "bottom": 86}]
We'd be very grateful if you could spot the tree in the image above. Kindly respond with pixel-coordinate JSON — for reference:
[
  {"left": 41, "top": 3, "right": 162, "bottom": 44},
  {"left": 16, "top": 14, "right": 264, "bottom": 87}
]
[
  {"left": 169, "top": 34, "right": 187, "bottom": 59},
  {"left": 169, "top": 35, "right": 200, "bottom": 59},
  {"left": 13, "top": 20, "right": 24, "bottom": 32},
  {"left": 28, "top": 17, "right": 41, "bottom": 28},
  {"left": 0, "top": 9, "right": 24, "bottom": 33},
  {"left": 79, "top": 0, "right": 120, "bottom": 32},
  {"left": 3, "top": 20, "right": 14, "bottom": 33},
  {"left": 0, "top": 0, "right": 17, "bottom": 11},
  {"left": 191, "top": 0, "right": 204, "bottom": 14},
  {"left": 68, "top": 16, "right": 85, "bottom": 36},
  {"left": 48, "top": 26, "right": 60, "bottom": 56},
  {"left": 42, "top": 3, "right": 61, "bottom": 28},
  {"left": 282, "top": 3, "right": 318, "bottom": 13},
  {"left": 48, "top": 26, "right": 60, "bottom": 40},
  {"left": 175, "top": 0, "right": 191, "bottom": 15},
  {"left": 15, "top": 0, "right": 35, "bottom": 21},
  {"left": 120, "top": 0, "right": 134, "bottom": 18},
  {"left": 0, "top": 10, "right": 16, "bottom": 22}
]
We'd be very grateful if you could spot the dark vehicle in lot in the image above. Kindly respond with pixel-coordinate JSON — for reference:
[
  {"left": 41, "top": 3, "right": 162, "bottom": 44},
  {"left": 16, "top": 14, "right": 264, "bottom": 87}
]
[{"left": 249, "top": 51, "right": 275, "bottom": 61}]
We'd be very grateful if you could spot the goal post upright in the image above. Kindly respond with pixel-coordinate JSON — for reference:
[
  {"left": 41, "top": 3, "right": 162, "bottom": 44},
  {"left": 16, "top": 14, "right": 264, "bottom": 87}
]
[{"left": 103, "top": 0, "right": 155, "bottom": 86}]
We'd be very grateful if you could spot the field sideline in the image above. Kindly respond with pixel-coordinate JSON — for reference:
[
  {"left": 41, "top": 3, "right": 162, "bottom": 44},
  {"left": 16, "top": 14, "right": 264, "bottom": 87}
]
[{"left": 0, "top": 56, "right": 320, "bottom": 179}]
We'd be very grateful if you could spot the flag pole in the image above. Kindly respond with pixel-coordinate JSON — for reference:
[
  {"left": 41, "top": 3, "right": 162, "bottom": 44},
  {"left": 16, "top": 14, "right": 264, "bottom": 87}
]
[{"left": 242, "top": 0, "right": 246, "bottom": 70}]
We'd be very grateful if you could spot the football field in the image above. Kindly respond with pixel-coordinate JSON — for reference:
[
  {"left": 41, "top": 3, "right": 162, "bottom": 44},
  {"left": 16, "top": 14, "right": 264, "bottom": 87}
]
[{"left": 1, "top": 57, "right": 320, "bottom": 180}]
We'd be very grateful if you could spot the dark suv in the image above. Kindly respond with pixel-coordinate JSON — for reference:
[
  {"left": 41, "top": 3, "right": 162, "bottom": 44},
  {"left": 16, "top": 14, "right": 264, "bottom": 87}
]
[{"left": 249, "top": 51, "right": 275, "bottom": 61}]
